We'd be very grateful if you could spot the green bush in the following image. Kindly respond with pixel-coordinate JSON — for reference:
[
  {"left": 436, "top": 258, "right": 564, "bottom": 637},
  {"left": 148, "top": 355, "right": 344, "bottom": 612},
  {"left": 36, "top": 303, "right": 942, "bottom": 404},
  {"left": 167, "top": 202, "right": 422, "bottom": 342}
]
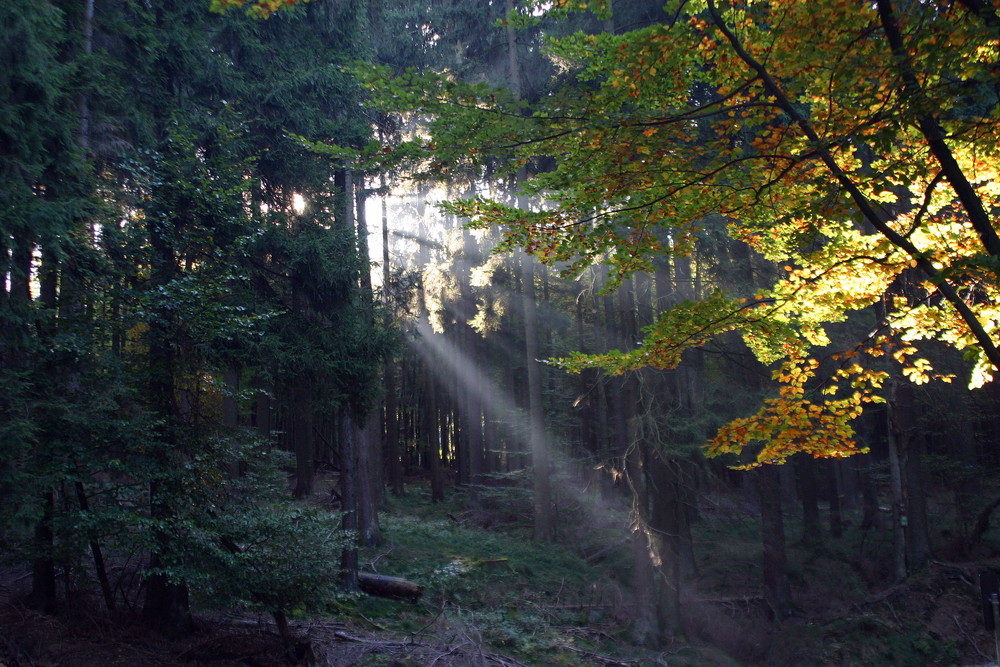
[{"left": 154, "top": 438, "right": 345, "bottom": 617}]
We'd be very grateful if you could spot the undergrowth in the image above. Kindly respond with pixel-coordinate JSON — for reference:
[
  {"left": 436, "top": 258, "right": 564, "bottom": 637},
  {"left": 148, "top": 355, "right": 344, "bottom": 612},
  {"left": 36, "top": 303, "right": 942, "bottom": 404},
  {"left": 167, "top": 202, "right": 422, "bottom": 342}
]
[
  {"left": 336, "top": 480, "right": 993, "bottom": 666},
  {"left": 348, "top": 485, "right": 644, "bottom": 665}
]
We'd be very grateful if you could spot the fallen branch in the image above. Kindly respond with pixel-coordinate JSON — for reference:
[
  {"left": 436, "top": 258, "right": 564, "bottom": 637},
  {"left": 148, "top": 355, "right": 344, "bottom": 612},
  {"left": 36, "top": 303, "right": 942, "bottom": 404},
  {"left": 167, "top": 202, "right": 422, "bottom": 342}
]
[
  {"left": 953, "top": 613, "right": 992, "bottom": 663},
  {"left": 691, "top": 595, "right": 766, "bottom": 605},
  {"left": 562, "top": 644, "right": 636, "bottom": 666}
]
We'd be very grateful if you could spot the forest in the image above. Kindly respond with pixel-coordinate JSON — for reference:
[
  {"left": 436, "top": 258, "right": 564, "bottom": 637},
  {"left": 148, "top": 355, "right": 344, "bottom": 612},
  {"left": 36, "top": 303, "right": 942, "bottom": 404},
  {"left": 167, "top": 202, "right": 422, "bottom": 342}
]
[{"left": 2, "top": 0, "right": 1000, "bottom": 665}]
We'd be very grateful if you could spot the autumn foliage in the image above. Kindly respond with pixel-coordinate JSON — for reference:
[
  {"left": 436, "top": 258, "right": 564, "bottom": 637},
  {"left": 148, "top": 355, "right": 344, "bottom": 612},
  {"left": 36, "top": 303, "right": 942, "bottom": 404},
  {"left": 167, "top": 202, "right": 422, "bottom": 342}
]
[{"left": 357, "top": 0, "right": 1000, "bottom": 465}]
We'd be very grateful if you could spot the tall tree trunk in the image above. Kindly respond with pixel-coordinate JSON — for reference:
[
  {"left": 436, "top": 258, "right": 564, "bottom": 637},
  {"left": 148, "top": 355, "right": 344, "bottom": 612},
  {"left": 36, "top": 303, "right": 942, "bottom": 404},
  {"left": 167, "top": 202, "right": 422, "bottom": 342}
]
[
  {"left": 860, "top": 457, "right": 882, "bottom": 532},
  {"left": 339, "top": 410, "right": 359, "bottom": 591},
  {"left": 223, "top": 367, "right": 241, "bottom": 478},
  {"left": 77, "top": 0, "right": 94, "bottom": 154},
  {"left": 353, "top": 180, "right": 382, "bottom": 544},
  {"left": 382, "top": 185, "right": 403, "bottom": 496},
  {"left": 886, "top": 380, "right": 909, "bottom": 582},
  {"left": 827, "top": 460, "right": 843, "bottom": 539},
  {"left": 757, "top": 465, "right": 793, "bottom": 619},
  {"left": 523, "top": 250, "right": 553, "bottom": 541},
  {"left": 457, "top": 224, "right": 484, "bottom": 504},
  {"left": 254, "top": 387, "right": 272, "bottom": 442},
  {"left": 627, "top": 440, "right": 657, "bottom": 647},
  {"left": 666, "top": 254, "right": 700, "bottom": 579},
  {"left": 797, "top": 455, "right": 823, "bottom": 549},
  {"left": 30, "top": 492, "right": 57, "bottom": 614},
  {"left": 505, "top": 0, "right": 552, "bottom": 538},
  {"left": 292, "top": 387, "right": 315, "bottom": 499},
  {"left": 647, "top": 455, "right": 683, "bottom": 639},
  {"left": 356, "top": 420, "right": 383, "bottom": 547},
  {"left": 26, "top": 248, "right": 58, "bottom": 614},
  {"left": 414, "top": 187, "right": 445, "bottom": 501},
  {"left": 428, "top": 374, "right": 445, "bottom": 502},
  {"left": 839, "top": 457, "right": 860, "bottom": 512},
  {"left": 606, "top": 291, "right": 628, "bottom": 467},
  {"left": 74, "top": 481, "right": 115, "bottom": 613},
  {"left": 891, "top": 379, "right": 931, "bottom": 569}
]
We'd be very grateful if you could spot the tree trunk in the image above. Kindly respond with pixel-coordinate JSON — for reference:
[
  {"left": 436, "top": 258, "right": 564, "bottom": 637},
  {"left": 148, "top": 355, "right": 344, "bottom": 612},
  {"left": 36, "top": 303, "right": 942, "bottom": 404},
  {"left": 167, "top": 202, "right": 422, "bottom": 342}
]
[
  {"left": 860, "top": 458, "right": 882, "bottom": 532},
  {"left": 905, "top": 433, "right": 931, "bottom": 568},
  {"left": 891, "top": 379, "right": 931, "bottom": 569},
  {"left": 77, "top": 0, "right": 94, "bottom": 153},
  {"left": 356, "top": 419, "right": 383, "bottom": 547},
  {"left": 627, "top": 443, "right": 657, "bottom": 647},
  {"left": 606, "top": 291, "right": 628, "bottom": 468},
  {"left": 827, "top": 460, "right": 843, "bottom": 539},
  {"left": 647, "top": 454, "right": 683, "bottom": 639},
  {"left": 504, "top": 0, "right": 552, "bottom": 538},
  {"left": 457, "top": 225, "right": 484, "bottom": 504},
  {"left": 384, "top": 361, "right": 402, "bottom": 496},
  {"left": 757, "top": 465, "right": 793, "bottom": 619},
  {"left": 382, "top": 183, "right": 403, "bottom": 496},
  {"left": 339, "top": 410, "right": 359, "bottom": 592},
  {"left": 428, "top": 375, "right": 445, "bottom": 502},
  {"left": 886, "top": 381, "right": 908, "bottom": 582},
  {"left": 292, "top": 387, "right": 315, "bottom": 499},
  {"left": 74, "top": 481, "right": 115, "bottom": 614},
  {"left": 797, "top": 454, "right": 823, "bottom": 549},
  {"left": 30, "top": 492, "right": 57, "bottom": 614},
  {"left": 523, "top": 251, "right": 553, "bottom": 541}
]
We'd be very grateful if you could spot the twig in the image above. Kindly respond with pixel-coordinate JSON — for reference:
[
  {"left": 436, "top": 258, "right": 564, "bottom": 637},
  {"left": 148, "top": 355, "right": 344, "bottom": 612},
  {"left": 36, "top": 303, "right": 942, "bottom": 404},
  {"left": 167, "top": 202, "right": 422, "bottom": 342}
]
[
  {"left": 1, "top": 599, "right": 26, "bottom": 623},
  {"left": 561, "top": 643, "right": 636, "bottom": 666},
  {"left": 409, "top": 605, "right": 447, "bottom": 643},
  {"left": 429, "top": 640, "right": 471, "bottom": 667},
  {"left": 366, "top": 544, "right": 395, "bottom": 573},
  {"left": 693, "top": 595, "right": 766, "bottom": 605},
  {"left": 538, "top": 603, "right": 619, "bottom": 611},
  {"left": 883, "top": 599, "right": 902, "bottom": 628},
  {"left": 359, "top": 613, "right": 388, "bottom": 631},
  {"left": 953, "top": 613, "right": 992, "bottom": 663},
  {"left": 11, "top": 570, "right": 33, "bottom": 584},
  {"left": 486, "top": 654, "right": 531, "bottom": 666},
  {"left": 859, "top": 582, "right": 906, "bottom": 607},
  {"left": 1, "top": 635, "right": 35, "bottom": 667},
  {"left": 176, "top": 634, "right": 268, "bottom": 659}
]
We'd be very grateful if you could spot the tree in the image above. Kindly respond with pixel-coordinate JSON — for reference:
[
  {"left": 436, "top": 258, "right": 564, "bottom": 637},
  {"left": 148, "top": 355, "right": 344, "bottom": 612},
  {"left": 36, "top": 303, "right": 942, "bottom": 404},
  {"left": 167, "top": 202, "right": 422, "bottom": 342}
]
[
  {"left": 361, "top": 0, "right": 1000, "bottom": 465},
  {"left": 1, "top": 0, "right": 390, "bottom": 636}
]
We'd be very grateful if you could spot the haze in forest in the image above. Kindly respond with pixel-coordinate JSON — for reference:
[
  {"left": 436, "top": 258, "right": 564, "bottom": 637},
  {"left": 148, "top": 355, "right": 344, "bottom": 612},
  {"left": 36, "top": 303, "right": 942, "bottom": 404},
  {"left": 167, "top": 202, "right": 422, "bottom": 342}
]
[{"left": 3, "top": 1, "right": 1000, "bottom": 665}]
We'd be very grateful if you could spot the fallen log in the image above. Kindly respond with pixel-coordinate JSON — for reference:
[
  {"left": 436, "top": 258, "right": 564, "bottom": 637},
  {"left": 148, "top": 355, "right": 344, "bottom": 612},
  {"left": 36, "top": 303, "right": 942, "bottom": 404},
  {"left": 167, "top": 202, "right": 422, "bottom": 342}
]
[{"left": 357, "top": 572, "right": 423, "bottom": 602}]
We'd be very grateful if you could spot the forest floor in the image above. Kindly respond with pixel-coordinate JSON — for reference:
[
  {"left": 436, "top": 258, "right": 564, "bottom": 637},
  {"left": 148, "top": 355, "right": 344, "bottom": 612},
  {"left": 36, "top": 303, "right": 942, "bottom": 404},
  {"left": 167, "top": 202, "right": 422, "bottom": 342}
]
[
  {"left": 2, "top": 473, "right": 1000, "bottom": 666},
  {"left": 0, "top": 594, "right": 529, "bottom": 666}
]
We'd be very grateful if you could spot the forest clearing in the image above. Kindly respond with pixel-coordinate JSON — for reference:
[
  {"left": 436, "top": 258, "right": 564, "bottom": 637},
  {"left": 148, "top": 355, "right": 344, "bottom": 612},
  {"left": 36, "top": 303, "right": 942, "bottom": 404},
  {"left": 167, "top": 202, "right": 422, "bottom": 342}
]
[{"left": 3, "top": 0, "right": 1000, "bottom": 665}]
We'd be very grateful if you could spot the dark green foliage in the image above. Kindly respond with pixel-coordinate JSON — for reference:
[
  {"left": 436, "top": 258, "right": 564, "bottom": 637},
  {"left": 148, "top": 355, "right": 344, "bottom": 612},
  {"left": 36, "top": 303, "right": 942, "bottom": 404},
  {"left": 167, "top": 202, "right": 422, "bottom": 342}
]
[
  {"left": 151, "top": 439, "right": 345, "bottom": 615},
  {"left": 0, "top": 0, "right": 391, "bottom": 632}
]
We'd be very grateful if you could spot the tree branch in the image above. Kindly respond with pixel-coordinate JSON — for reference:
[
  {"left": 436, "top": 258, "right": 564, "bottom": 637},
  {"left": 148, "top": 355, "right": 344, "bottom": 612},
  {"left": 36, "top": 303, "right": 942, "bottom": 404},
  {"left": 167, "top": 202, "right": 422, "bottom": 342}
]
[
  {"left": 875, "top": 0, "right": 1000, "bottom": 259},
  {"left": 705, "top": 0, "right": 1000, "bottom": 371}
]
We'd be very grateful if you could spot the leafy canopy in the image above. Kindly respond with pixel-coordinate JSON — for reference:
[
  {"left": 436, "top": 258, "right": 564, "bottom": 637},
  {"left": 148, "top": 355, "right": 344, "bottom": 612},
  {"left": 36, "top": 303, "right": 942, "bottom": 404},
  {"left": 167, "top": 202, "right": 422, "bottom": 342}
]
[{"left": 357, "top": 0, "right": 1000, "bottom": 464}]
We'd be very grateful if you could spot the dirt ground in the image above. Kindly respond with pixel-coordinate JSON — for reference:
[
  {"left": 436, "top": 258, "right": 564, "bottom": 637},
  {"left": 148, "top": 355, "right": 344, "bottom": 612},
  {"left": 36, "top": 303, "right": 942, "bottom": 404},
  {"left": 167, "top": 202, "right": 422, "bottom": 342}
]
[{"left": 0, "top": 569, "right": 526, "bottom": 667}]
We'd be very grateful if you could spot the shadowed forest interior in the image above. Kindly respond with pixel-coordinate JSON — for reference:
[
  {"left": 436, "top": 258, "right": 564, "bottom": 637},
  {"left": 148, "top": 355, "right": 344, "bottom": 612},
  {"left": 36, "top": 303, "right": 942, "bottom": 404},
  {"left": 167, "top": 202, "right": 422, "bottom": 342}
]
[{"left": 3, "top": 0, "right": 1000, "bottom": 665}]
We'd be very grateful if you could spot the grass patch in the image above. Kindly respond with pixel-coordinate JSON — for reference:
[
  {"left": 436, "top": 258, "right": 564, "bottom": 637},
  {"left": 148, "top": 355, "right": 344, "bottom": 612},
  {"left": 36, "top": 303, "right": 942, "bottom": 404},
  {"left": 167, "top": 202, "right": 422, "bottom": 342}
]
[{"left": 348, "top": 486, "right": 642, "bottom": 664}]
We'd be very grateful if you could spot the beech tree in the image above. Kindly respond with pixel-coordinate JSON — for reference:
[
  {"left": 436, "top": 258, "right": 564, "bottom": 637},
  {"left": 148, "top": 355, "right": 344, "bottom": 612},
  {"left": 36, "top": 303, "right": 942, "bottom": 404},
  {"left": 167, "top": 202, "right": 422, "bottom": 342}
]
[{"left": 360, "top": 0, "right": 1000, "bottom": 465}]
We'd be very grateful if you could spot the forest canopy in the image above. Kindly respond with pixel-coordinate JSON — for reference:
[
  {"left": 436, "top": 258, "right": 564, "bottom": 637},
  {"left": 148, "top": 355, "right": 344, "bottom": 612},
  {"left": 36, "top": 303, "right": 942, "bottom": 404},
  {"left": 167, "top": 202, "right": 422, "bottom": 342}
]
[{"left": 356, "top": 0, "right": 1000, "bottom": 465}]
